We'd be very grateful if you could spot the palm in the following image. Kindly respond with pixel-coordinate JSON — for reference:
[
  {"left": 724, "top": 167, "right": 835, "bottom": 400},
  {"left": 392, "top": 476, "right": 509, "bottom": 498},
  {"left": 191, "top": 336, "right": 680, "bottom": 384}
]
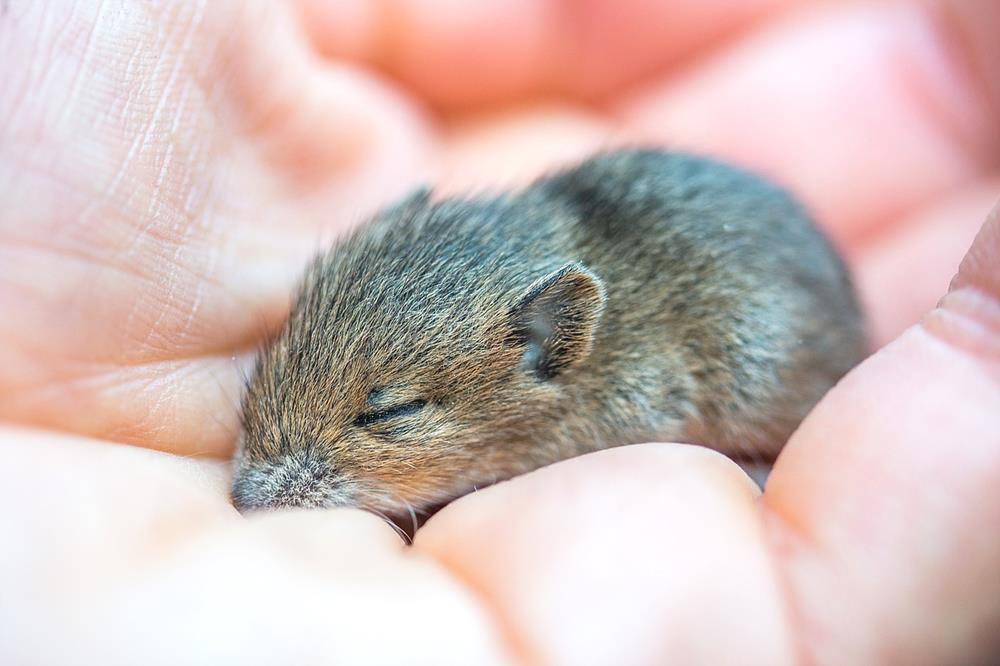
[
  {"left": 1, "top": 0, "right": 997, "bottom": 663},
  {"left": 0, "top": 1, "right": 435, "bottom": 455}
]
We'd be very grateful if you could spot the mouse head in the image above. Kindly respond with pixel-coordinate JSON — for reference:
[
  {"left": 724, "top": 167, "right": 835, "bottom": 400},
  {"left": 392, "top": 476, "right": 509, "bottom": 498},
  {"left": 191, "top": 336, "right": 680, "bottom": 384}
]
[{"left": 231, "top": 197, "right": 606, "bottom": 521}]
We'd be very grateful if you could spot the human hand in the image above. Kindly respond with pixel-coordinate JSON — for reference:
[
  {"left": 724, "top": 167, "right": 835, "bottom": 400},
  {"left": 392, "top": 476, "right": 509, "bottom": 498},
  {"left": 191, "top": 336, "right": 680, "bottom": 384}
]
[{"left": 0, "top": 0, "right": 997, "bottom": 663}]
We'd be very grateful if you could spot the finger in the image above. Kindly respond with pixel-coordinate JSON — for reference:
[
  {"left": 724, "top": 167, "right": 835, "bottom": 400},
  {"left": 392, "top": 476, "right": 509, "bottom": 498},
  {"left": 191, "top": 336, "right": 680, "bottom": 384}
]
[
  {"left": 415, "top": 444, "right": 795, "bottom": 665},
  {"left": 617, "top": 2, "right": 1000, "bottom": 246},
  {"left": 0, "top": 427, "right": 511, "bottom": 665},
  {"left": 763, "top": 202, "right": 1000, "bottom": 663},
  {"left": 852, "top": 175, "right": 998, "bottom": 347},
  {"left": 294, "top": 0, "right": 794, "bottom": 108}
]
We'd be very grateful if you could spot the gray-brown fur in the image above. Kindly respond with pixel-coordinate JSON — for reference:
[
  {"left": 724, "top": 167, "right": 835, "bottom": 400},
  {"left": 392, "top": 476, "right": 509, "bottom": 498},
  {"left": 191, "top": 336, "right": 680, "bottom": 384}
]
[{"left": 232, "top": 149, "right": 866, "bottom": 521}]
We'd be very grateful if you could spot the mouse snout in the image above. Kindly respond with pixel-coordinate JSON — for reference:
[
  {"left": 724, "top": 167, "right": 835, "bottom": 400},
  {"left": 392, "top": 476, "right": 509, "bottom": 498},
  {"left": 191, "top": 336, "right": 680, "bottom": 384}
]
[{"left": 231, "top": 453, "right": 347, "bottom": 513}]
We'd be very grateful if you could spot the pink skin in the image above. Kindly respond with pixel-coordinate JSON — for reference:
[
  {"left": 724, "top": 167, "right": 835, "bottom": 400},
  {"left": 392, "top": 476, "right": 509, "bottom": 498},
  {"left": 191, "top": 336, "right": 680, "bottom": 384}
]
[{"left": 0, "top": 0, "right": 998, "bottom": 662}]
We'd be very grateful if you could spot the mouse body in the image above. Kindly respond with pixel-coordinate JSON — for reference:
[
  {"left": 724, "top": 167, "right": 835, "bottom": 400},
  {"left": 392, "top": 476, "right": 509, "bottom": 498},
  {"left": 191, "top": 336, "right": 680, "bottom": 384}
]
[{"left": 232, "top": 149, "right": 866, "bottom": 520}]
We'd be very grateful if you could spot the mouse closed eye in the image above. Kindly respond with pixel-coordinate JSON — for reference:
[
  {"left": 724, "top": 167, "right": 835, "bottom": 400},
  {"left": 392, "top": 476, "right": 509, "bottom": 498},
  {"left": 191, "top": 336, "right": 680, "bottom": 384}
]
[{"left": 354, "top": 399, "right": 428, "bottom": 427}]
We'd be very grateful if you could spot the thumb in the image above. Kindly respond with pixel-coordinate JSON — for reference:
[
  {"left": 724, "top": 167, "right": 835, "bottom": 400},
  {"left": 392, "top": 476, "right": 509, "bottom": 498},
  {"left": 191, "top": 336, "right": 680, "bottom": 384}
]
[{"left": 763, "top": 197, "right": 1000, "bottom": 663}]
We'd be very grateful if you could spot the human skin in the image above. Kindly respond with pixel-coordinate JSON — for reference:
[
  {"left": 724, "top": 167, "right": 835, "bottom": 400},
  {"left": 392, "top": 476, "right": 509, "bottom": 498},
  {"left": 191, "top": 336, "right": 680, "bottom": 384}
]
[{"left": 0, "top": 0, "right": 998, "bottom": 663}]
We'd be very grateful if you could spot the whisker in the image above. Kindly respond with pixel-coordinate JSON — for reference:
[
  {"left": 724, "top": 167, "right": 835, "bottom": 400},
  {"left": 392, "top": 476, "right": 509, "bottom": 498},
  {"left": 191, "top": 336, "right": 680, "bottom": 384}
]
[
  {"left": 365, "top": 508, "right": 411, "bottom": 544},
  {"left": 404, "top": 499, "right": 418, "bottom": 538},
  {"left": 386, "top": 489, "right": 421, "bottom": 541}
]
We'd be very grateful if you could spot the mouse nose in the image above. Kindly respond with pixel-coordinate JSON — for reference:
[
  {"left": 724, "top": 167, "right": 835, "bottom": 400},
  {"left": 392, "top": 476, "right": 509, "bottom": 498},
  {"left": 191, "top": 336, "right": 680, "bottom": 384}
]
[
  {"left": 230, "top": 484, "right": 260, "bottom": 513},
  {"left": 230, "top": 455, "right": 341, "bottom": 513}
]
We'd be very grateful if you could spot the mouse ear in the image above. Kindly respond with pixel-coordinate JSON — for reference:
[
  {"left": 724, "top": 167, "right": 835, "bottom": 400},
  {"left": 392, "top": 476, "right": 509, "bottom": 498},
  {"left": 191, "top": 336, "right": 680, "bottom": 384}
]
[{"left": 509, "top": 263, "right": 607, "bottom": 380}]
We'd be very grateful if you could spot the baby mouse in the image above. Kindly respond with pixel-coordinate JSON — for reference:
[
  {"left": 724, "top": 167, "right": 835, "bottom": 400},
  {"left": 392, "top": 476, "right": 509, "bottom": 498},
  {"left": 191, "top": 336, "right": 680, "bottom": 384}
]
[{"left": 231, "top": 149, "right": 866, "bottom": 525}]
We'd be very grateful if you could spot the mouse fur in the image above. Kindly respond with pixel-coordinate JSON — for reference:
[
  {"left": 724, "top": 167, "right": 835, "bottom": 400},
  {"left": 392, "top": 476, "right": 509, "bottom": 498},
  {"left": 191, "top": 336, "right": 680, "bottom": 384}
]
[{"left": 231, "top": 149, "right": 866, "bottom": 520}]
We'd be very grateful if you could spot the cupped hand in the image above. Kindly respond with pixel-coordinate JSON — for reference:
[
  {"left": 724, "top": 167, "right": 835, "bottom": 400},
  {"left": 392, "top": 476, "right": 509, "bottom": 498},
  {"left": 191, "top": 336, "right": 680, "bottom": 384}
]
[{"left": 0, "top": 0, "right": 997, "bottom": 663}]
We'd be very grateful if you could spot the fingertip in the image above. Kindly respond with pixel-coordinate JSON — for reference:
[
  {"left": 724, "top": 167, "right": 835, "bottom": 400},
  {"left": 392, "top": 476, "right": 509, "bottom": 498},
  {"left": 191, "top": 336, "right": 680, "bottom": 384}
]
[
  {"left": 762, "top": 198, "right": 1000, "bottom": 663},
  {"left": 296, "top": 0, "right": 797, "bottom": 109},
  {"left": 926, "top": 198, "right": 1000, "bottom": 368},
  {"left": 951, "top": 196, "right": 1000, "bottom": 296},
  {"left": 416, "top": 444, "right": 789, "bottom": 665}
]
